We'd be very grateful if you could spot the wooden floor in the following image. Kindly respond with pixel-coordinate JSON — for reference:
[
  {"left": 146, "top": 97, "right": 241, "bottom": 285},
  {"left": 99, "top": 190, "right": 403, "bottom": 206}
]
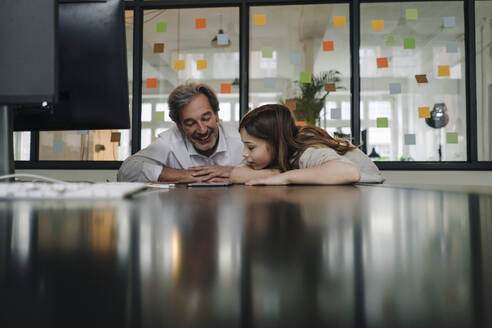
[{"left": 0, "top": 184, "right": 491, "bottom": 327}]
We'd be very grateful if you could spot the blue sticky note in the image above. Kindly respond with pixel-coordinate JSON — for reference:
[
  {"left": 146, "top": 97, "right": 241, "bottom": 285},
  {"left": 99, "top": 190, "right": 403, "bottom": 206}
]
[
  {"left": 53, "top": 140, "right": 64, "bottom": 152},
  {"left": 330, "top": 108, "right": 341, "bottom": 120},
  {"left": 290, "top": 53, "right": 302, "bottom": 65},
  {"left": 217, "top": 33, "right": 229, "bottom": 45},
  {"left": 446, "top": 41, "right": 458, "bottom": 53},
  {"left": 389, "top": 82, "right": 401, "bottom": 94},
  {"left": 443, "top": 16, "right": 456, "bottom": 28},
  {"left": 264, "top": 77, "right": 276, "bottom": 88},
  {"left": 77, "top": 130, "right": 88, "bottom": 135},
  {"left": 404, "top": 134, "right": 416, "bottom": 145}
]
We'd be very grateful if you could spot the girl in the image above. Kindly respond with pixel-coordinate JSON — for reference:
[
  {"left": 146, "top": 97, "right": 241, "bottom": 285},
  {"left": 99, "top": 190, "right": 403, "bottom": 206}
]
[{"left": 231, "top": 104, "right": 384, "bottom": 185}]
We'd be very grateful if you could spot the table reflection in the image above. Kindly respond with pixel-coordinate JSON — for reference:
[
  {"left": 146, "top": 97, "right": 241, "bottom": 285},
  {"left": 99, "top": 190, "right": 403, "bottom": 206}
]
[{"left": 0, "top": 185, "right": 490, "bottom": 328}]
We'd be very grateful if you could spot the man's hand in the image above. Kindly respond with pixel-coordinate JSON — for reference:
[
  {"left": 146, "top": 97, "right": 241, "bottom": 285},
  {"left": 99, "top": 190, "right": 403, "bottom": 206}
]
[{"left": 188, "top": 165, "right": 234, "bottom": 181}]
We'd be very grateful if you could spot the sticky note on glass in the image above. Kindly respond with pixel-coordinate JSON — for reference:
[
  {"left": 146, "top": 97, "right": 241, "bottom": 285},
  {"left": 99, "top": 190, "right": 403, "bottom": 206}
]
[
  {"left": 415, "top": 74, "right": 428, "bottom": 83},
  {"left": 323, "top": 41, "right": 334, "bottom": 51},
  {"left": 385, "top": 35, "right": 397, "bottom": 46},
  {"left": 334, "top": 16, "right": 346, "bottom": 27},
  {"left": 372, "top": 20, "right": 384, "bottom": 31},
  {"left": 325, "top": 83, "right": 336, "bottom": 92},
  {"left": 443, "top": 16, "right": 456, "bottom": 28},
  {"left": 153, "top": 43, "right": 164, "bottom": 53},
  {"left": 377, "top": 57, "right": 389, "bottom": 68},
  {"left": 146, "top": 78, "right": 157, "bottom": 89},
  {"left": 77, "top": 130, "right": 88, "bottom": 135},
  {"left": 404, "top": 38, "right": 416, "bottom": 49},
  {"left": 254, "top": 14, "right": 266, "bottom": 26},
  {"left": 197, "top": 59, "right": 207, "bottom": 70},
  {"left": 446, "top": 132, "right": 458, "bottom": 144},
  {"left": 285, "top": 99, "right": 296, "bottom": 110},
  {"left": 404, "top": 134, "right": 416, "bottom": 145},
  {"left": 154, "top": 112, "right": 164, "bottom": 122},
  {"left": 110, "top": 132, "right": 121, "bottom": 143},
  {"left": 262, "top": 46, "right": 273, "bottom": 58},
  {"left": 418, "top": 107, "right": 431, "bottom": 118},
  {"left": 377, "top": 117, "right": 388, "bottom": 128},
  {"left": 300, "top": 72, "right": 312, "bottom": 84},
  {"left": 290, "top": 53, "right": 302, "bottom": 65},
  {"left": 264, "top": 77, "right": 276, "bottom": 88},
  {"left": 220, "top": 83, "right": 231, "bottom": 94},
  {"left": 174, "top": 59, "right": 185, "bottom": 70},
  {"left": 156, "top": 22, "right": 167, "bottom": 33},
  {"left": 217, "top": 33, "right": 229, "bottom": 45},
  {"left": 389, "top": 82, "right": 401, "bottom": 94},
  {"left": 331, "top": 108, "right": 342, "bottom": 120},
  {"left": 406, "top": 9, "right": 418, "bottom": 20},
  {"left": 446, "top": 41, "right": 458, "bottom": 53},
  {"left": 53, "top": 140, "right": 64, "bottom": 152},
  {"left": 195, "top": 18, "right": 206, "bottom": 29},
  {"left": 438, "top": 65, "right": 450, "bottom": 77}
]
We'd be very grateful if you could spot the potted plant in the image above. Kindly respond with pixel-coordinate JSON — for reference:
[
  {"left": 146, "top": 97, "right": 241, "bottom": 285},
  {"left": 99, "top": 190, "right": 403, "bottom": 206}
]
[{"left": 282, "top": 70, "right": 344, "bottom": 126}]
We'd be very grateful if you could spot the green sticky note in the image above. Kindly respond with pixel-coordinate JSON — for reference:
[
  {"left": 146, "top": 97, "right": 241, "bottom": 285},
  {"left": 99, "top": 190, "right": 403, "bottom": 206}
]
[
  {"left": 446, "top": 132, "right": 458, "bottom": 144},
  {"left": 377, "top": 117, "right": 388, "bottom": 128},
  {"left": 154, "top": 112, "right": 165, "bottom": 122},
  {"left": 404, "top": 38, "right": 416, "bottom": 49},
  {"left": 385, "top": 35, "right": 397, "bottom": 46},
  {"left": 406, "top": 9, "right": 418, "bottom": 20},
  {"left": 300, "top": 71, "right": 312, "bottom": 84},
  {"left": 156, "top": 22, "right": 167, "bottom": 32},
  {"left": 262, "top": 46, "right": 273, "bottom": 58}
]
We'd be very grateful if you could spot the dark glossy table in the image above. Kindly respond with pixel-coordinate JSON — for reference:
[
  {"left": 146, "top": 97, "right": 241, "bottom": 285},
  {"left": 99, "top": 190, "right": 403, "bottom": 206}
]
[{"left": 0, "top": 185, "right": 491, "bottom": 328}]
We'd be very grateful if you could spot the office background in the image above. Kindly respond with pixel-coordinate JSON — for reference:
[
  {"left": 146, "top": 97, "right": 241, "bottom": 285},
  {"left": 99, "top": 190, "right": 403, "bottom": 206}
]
[{"left": 13, "top": 0, "right": 492, "bottom": 184}]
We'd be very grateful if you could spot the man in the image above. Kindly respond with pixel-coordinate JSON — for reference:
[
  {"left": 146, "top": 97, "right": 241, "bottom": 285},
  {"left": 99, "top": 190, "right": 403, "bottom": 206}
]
[{"left": 117, "top": 82, "right": 243, "bottom": 183}]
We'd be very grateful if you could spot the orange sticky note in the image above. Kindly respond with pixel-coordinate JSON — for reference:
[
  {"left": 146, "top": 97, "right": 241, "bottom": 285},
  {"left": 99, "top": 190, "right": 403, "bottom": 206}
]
[
  {"left": 322, "top": 41, "right": 334, "bottom": 51},
  {"left": 254, "top": 14, "right": 266, "bottom": 25},
  {"left": 334, "top": 16, "right": 346, "bottom": 27},
  {"left": 372, "top": 20, "right": 384, "bottom": 31},
  {"left": 220, "top": 83, "right": 231, "bottom": 94},
  {"left": 377, "top": 57, "right": 389, "bottom": 68},
  {"left": 174, "top": 60, "right": 185, "bottom": 70},
  {"left": 418, "top": 107, "right": 431, "bottom": 118},
  {"left": 438, "top": 65, "right": 450, "bottom": 77},
  {"left": 153, "top": 43, "right": 164, "bottom": 53},
  {"left": 195, "top": 18, "right": 206, "bottom": 29},
  {"left": 146, "top": 78, "right": 157, "bottom": 89},
  {"left": 197, "top": 59, "right": 207, "bottom": 70},
  {"left": 324, "top": 83, "right": 336, "bottom": 92},
  {"left": 285, "top": 99, "right": 296, "bottom": 111}
]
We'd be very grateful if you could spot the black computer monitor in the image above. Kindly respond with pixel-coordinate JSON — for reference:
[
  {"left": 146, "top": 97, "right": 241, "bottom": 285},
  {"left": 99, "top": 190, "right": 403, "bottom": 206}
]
[
  {"left": 0, "top": 0, "right": 129, "bottom": 176},
  {"left": 13, "top": 0, "right": 130, "bottom": 131}
]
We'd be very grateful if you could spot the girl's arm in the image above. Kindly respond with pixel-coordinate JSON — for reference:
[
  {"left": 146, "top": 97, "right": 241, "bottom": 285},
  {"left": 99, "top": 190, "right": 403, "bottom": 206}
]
[
  {"left": 246, "top": 160, "right": 360, "bottom": 185},
  {"left": 230, "top": 165, "right": 281, "bottom": 184}
]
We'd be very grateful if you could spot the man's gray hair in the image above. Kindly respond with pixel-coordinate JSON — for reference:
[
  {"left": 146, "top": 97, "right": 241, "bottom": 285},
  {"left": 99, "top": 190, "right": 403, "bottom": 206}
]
[{"left": 168, "top": 82, "right": 220, "bottom": 124}]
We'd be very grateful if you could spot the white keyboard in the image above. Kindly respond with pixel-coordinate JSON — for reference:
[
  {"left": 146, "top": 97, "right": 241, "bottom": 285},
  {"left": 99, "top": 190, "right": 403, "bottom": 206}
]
[{"left": 0, "top": 182, "right": 149, "bottom": 199}]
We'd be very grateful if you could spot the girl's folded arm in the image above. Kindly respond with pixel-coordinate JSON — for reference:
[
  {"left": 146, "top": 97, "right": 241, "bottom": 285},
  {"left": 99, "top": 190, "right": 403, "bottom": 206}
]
[
  {"left": 230, "top": 165, "right": 281, "bottom": 184},
  {"left": 280, "top": 160, "right": 360, "bottom": 185}
]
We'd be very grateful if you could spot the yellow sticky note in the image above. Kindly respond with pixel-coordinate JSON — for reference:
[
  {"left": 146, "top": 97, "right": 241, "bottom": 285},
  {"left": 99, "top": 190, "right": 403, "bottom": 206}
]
[
  {"left": 254, "top": 14, "right": 266, "bottom": 26},
  {"left": 334, "top": 16, "right": 346, "bottom": 27},
  {"left": 438, "top": 65, "right": 450, "bottom": 77},
  {"left": 174, "top": 59, "right": 185, "bottom": 70},
  {"left": 372, "top": 20, "right": 384, "bottom": 31},
  {"left": 197, "top": 59, "right": 207, "bottom": 70},
  {"left": 418, "top": 107, "right": 431, "bottom": 118}
]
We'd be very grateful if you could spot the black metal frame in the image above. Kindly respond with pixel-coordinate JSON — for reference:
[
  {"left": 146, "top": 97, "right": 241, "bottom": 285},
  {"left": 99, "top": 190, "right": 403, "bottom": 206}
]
[{"left": 15, "top": 0, "right": 492, "bottom": 171}]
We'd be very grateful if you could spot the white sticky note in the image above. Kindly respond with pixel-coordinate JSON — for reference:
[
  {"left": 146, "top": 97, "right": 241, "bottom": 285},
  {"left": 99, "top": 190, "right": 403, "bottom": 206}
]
[
  {"left": 330, "top": 108, "right": 341, "bottom": 120},
  {"left": 404, "top": 134, "right": 416, "bottom": 145},
  {"left": 389, "top": 82, "right": 401, "bottom": 95},
  {"left": 217, "top": 33, "right": 229, "bottom": 45},
  {"left": 446, "top": 41, "right": 458, "bottom": 53},
  {"left": 290, "top": 53, "right": 302, "bottom": 65},
  {"left": 443, "top": 16, "right": 456, "bottom": 28},
  {"left": 264, "top": 77, "right": 276, "bottom": 89}
]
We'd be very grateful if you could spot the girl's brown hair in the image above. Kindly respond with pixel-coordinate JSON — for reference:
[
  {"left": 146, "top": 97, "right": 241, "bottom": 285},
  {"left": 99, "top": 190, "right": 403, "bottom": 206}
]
[{"left": 239, "top": 104, "right": 359, "bottom": 171}]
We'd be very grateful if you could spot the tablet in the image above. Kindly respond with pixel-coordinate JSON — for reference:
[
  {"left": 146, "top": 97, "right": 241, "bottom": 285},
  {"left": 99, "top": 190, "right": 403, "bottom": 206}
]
[{"left": 187, "top": 182, "right": 232, "bottom": 187}]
